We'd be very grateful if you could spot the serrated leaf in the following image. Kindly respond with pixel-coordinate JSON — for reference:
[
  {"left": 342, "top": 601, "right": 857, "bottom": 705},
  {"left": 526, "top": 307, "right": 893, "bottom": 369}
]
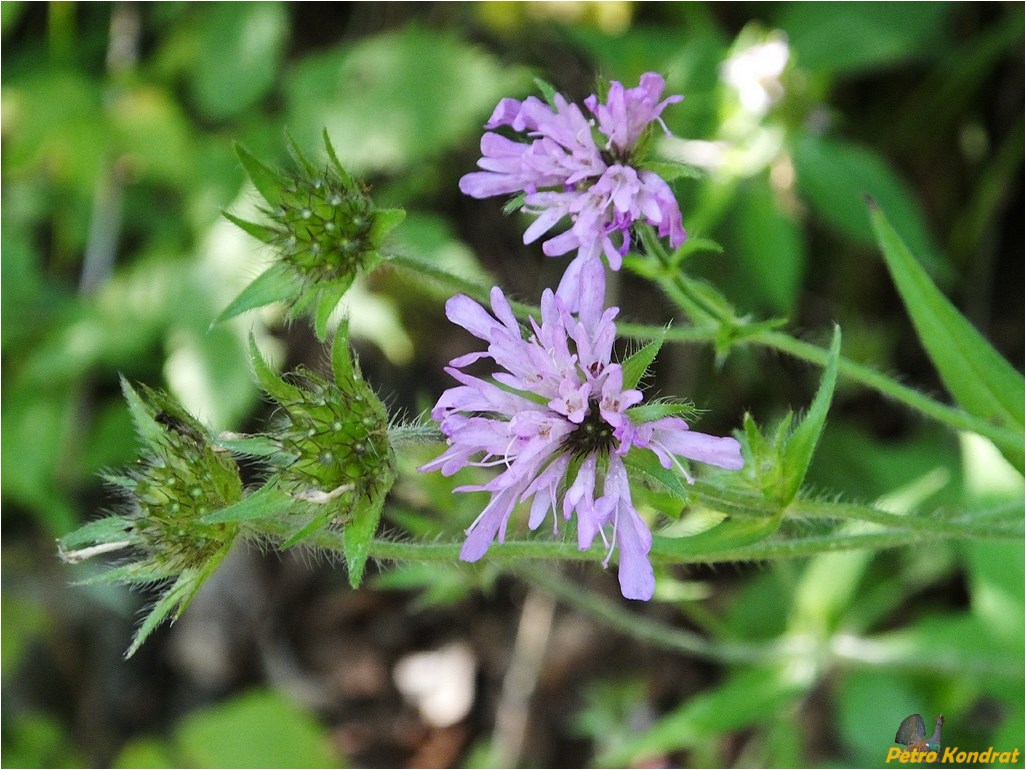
[
  {"left": 368, "top": 208, "right": 406, "bottom": 244},
  {"left": 869, "top": 202, "right": 1025, "bottom": 471},
  {"left": 248, "top": 336, "right": 303, "bottom": 403},
  {"left": 621, "top": 331, "right": 665, "bottom": 390},
  {"left": 623, "top": 448, "right": 692, "bottom": 501},
  {"left": 216, "top": 262, "right": 300, "bottom": 326},
  {"left": 221, "top": 210, "right": 279, "bottom": 245},
  {"left": 651, "top": 514, "right": 781, "bottom": 560},
  {"left": 202, "top": 483, "right": 295, "bottom": 524},
  {"left": 313, "top": 278, "right": 352, "bottom": 341},
  {"left": 779, "top": 325, "right": 840, "bottom": 503},
  {"left": 234, "top": 142, "right": 288, "bottom": 208},
  {"left": 626, "top": 402, "right": 696, "bottom": 424},
  {"left": 343, "top": 492, "right": 388, "bottom": 588}
]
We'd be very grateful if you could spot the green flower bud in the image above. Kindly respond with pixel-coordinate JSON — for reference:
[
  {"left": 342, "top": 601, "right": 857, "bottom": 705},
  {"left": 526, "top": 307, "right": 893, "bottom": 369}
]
[
  {"left": 58, "top": 382, "right": 245, "bottom": 657},
  {"left": 250, "top": 325, "right": 396, "bottom": 549},
  {"left": 220, "top": 131, "right": 406, "bottom": 341}
]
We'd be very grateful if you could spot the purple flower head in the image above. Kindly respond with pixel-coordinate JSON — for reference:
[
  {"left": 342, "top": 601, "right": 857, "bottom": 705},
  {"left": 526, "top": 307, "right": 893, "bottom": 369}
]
[
  {"left": 460, "top": 74, "right": 687, "bottom": 306},
  {"left": 420, "top": 262, "right": 744, "bottom": 601}
]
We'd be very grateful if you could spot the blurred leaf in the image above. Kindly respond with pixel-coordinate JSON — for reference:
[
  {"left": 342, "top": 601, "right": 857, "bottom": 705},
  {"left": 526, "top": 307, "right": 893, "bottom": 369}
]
[
  {"left": 175, "top": 689, "right": 339, "bottom": 768},
  {"left": 792, "top": 133, "right": 946, "bottom": 277},
  {"left": 114, "top": 737, "right": 178, "bottom": 769},
  {"left": 190, "top": 3, "right": 288, "bottom": 120},
  {"left": 779, "top": 2, "right": 951, "bottom": 76},
  {"left": 837, "top": 670, "right": 924, "bottom": 767},
  {"left": 286, "top": 27, "right": 529, "bottom": 174},
  {"left": 869, "top": 204, "right": 1025, "bottom": 470},
  {"left": 1, "top": 711, "right": 83, "bottom": 768},
  {"left": 728, "top": 176, "right": 806, "bottom": 314},
  {"left": 599, "top": 667, "right": 805, "bottom": 766}
]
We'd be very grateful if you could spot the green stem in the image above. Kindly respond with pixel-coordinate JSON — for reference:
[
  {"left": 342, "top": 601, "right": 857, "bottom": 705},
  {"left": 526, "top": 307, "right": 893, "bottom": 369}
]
[{"left": 755, "top": 329, "right": 1023, "bottom": 451}]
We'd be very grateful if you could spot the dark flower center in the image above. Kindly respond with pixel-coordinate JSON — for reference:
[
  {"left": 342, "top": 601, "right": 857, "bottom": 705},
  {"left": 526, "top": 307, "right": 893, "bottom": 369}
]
[{"left": 562, "top": 399, "right": 616, "bottom": 456}]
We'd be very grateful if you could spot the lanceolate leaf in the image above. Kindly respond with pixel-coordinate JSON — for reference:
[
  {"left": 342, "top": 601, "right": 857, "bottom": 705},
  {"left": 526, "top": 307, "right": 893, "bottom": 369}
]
[
  {"left": 651, "top": 514, "right": 781, "bottom": 560},
  {"left": 779, "top": 325, "right": 841, "bottom": 503},
  {"left": 314, "top": 278, "right": 352, "bottom": 341},
  {"left": 623, "top": 448, "right": 692, "bottom": 501},
  {"left": 119, "top": 377, "right": 164, "bottom": 445},
  {"left": 216, "top": 263, "right": 301, "bottom": 325},
  {"left": 249, "top": 335, "right": 303, "bottom": 403},
  {"left": 221, "top": 210, "right": 279, "bottom": 245},
  {"left": 621, "top": 331, "right": 665, "bottom": 391},
  {"left": 368, "top": 208, "right": 407, "bottom": 244},
  {"left": 58, "top": 515, "right": 135, "bottom": 551},
  {"left": 330, "top": 320, "right": 356, "bottom": 384},
  {"left": 234, "top": 142, "right": 288, "bottom": 208},
  {"left": 869, "top": 202, "right": 1025, "bottom": 471},
  {"left": 343, "top": 492, "right": 388, "bottom": 588},
  {"left": 202, "top": 483, "right": 296, "bottom": 524}
]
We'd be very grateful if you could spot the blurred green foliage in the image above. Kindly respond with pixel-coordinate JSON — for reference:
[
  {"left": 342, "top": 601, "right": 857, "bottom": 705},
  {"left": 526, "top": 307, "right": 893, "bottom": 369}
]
[{"left": 2, "top": 2, "right": 1021, "bottom": 768}]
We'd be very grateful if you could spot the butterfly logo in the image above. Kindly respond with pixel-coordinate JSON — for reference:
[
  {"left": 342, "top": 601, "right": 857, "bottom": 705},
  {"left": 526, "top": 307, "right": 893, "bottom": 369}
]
[{"left": 895, "top": 713, "right": 944, "bottom": 752}]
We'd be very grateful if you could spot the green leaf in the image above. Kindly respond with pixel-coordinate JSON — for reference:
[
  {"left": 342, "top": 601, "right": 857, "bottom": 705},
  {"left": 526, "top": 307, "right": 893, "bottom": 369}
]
[
  {"left": 330, "top": 319, "right": 355, "bottom": 384},
  {"left": 600, "top": 667, "right": 805, "bottom": 766},
  {"left": 213, "top": 434, "right": 281, "bottom": 457},
  {"left": 234, "top": 142, "right": 287, "bottom": 208},
  {"left": 215, "top": 263, "right": 300, "bottom": 325},
  {"left": 623, "top": 448, "right": 692, "bottom": 501},
  {"left": 625, "top": 402, "right": 696, "bottom": 424},
  {"left": 202, "top": 484, "right": 295, "bottom": 524},
  {"left": 533, "top": 77, "right": 559, "bottom": 109},
  {"left": 119, "top": 378, "right": 163, "bottom": 446},
  {"left": 248, "top": 335, "right": 303, "bottom": 403},
  {"left": 869, "top": 203, "right": 1025, "bottom": 470},
  {"left": 779, "top": 325, "right": 841, "bottom": 503},
  {"left": 651, "top": 514, "right": 781, "bottom": 560},
  {"left": 190, "top": 3, "right": 287, "bottom": 120},
  {"left": 321, "top": 127, "right": 357, "bottom": 190},
  {"left": 368, "top": 208, "right": 406, "bottom": 244},
  {"left": 221, "top": 210, "right": 279, "bottom": 245},
  {"left": 125, "top": 570, "right": 198, "bottom": 658},
  {"left": 343, "top": 492, "right": 388, "bottom": 588},
  {"left": 792, "top": 133, "right": 946, "bottom": 277},
  {"left": 313, "top": 278, "right": 351, "bottom": 341},
  {"left": 175, "top": 689, "right": 338, "bottom": 768},
  {"left": 621, "top": 330, "right": 665, "bottom": 390},
  {"left": 58, "top": 516, "right": 135, "bottom": 551}
]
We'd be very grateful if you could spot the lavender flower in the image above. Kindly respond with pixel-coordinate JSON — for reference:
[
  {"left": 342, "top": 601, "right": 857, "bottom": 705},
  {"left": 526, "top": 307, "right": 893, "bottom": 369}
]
[
  {"left": 420, "top": 262, "right": 743, "bottom": 600},
  {"left": 460, "top": 73, "right": 686, "bottom": 307}
]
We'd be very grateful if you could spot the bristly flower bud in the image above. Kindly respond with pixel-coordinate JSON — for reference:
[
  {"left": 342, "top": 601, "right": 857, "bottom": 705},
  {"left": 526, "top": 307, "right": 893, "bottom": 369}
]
[
  {"left": 250, "top": 323, "right": 396, "bottom": 571},
  {"left": 58, "top": 381, "right": 245, "bottom": 657},
  {"left": 219, "top": 130, "right": 406, "bottom": 340}
]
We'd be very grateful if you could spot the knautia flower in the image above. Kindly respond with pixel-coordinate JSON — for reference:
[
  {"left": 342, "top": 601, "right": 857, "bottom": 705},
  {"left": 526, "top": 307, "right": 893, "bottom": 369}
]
[
  {"left": 420, "top": 261, "right": 743, "bottom": 600},
  {"left": 460, "top": 73, "right": 686, "bottom": 306}
]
